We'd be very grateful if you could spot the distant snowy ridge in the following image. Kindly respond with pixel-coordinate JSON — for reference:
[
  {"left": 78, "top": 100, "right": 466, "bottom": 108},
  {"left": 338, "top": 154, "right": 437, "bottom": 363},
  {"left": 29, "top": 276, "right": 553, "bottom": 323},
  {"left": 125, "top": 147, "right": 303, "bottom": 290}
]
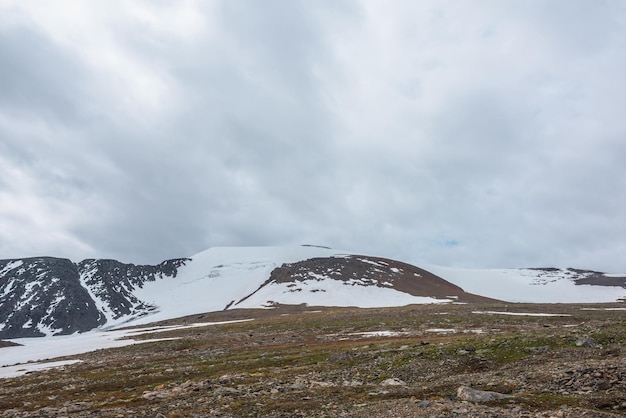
[
  {"left": 1, "top": 246, "right": 625, "bottom": 338},
  {"left": 426, "top": 265, "right": 626, "bottom": 303}
]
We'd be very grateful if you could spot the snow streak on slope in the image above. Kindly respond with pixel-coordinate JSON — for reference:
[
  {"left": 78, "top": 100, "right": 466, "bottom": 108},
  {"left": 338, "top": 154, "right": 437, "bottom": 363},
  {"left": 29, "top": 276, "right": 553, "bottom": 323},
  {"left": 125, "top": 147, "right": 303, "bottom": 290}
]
[
  {"left": 425, "top": 266, "right": 626, "bottom": 303},
  {"left": 77, "top": 258, "right": 188, "bottom": 329}
]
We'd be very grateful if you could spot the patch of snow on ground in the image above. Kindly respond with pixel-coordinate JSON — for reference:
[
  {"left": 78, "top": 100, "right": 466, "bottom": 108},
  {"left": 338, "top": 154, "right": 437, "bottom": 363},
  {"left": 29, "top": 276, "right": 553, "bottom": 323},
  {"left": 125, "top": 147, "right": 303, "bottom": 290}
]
[
  {"left": 357, "top": 258, "right": 386, "bottom": 267},
  {"left": 0, "top": 360, "right": 82, "bottom": 379},
  {"left": 425, "top": 328, "right": 457, "bottom": 333},
  {"left": 0, "top": 319, "right": 253, "bottom": 378},
  {"left": 323, "top": 330, "right": 409, "bottom": 339},
  {"left": 472, "top": 311, "right": 572, "bottom": 317},
  {"left": 347, "top": 331, "right": 408, "bottom": 338},
  {"left": 580, "top": 307, "right": 626, "bottom": 311},
  {"left": 425, "top": 328, "right": 485, "bottom": 334}
]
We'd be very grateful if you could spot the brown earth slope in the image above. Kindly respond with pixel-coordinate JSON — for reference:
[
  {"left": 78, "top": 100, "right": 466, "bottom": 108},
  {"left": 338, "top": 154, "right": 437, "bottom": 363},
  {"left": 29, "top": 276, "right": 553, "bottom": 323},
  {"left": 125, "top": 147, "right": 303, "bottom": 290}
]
[{"left": 237, "top": 255, "right": 496, "bottom": 306}]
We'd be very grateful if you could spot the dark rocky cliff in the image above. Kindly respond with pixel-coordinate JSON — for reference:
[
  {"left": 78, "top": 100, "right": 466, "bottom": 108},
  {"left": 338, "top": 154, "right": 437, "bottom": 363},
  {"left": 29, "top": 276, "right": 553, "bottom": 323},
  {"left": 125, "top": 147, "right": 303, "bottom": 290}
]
[
  {"left": 0, "top": 257, "right": 104, "bottom": 338},
  {"left": 0, "top": 256, "right": 188, "bottom": 338}
]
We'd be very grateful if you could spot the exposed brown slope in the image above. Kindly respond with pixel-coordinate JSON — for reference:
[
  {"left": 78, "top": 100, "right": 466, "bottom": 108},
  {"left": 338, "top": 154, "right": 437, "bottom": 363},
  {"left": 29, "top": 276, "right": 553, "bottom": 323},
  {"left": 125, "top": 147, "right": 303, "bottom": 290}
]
[{"left": 252, "top": 255, "right": 497, "bottom": 304}]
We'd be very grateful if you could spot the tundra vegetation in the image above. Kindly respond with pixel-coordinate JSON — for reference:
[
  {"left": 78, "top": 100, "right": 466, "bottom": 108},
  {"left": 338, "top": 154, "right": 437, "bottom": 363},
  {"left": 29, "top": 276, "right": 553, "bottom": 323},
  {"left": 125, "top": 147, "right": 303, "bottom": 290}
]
[{"left": 1, "top": 302, "right": 625, "bottom": 417}]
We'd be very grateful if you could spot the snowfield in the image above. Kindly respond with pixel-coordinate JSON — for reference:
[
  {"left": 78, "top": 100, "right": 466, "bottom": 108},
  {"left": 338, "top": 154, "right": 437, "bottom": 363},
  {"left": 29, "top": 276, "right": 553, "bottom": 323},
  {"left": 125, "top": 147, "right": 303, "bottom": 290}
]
[
  {"left": 128, "top": 246, "right": 350, "bottom": 326},
  {"left": 425, "top": 265, "right": 626, "bottom": 303},
  {"left": 0, "top": 320, "right": 253, "bottom": 378},
  {"left": 234, "top": 278, "right": 448, "bottom": 309},
  {"left": 126, "top": 246, "right": 451, "bottom": 327}
]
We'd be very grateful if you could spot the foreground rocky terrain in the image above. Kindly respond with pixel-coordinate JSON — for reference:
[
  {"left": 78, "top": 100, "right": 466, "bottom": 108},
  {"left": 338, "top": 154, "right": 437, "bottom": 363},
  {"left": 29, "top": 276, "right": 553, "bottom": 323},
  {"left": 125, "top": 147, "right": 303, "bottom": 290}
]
[{"left": 1, "top": 302, "right": 625, "bottom": 417}]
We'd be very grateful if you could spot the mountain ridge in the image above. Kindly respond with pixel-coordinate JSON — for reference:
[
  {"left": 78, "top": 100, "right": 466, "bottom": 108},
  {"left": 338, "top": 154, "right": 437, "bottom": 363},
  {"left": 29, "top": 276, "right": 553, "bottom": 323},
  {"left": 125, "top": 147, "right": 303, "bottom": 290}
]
[{"left": 1, "top": 246, "right": 625, "bottom": 339}]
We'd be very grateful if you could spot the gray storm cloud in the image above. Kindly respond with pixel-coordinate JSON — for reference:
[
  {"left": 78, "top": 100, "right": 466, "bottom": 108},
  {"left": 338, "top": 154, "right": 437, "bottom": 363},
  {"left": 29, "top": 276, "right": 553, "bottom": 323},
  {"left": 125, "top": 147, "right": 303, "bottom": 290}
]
[{"left": 1, "top": 0, "right": 625, "bottom": 271}]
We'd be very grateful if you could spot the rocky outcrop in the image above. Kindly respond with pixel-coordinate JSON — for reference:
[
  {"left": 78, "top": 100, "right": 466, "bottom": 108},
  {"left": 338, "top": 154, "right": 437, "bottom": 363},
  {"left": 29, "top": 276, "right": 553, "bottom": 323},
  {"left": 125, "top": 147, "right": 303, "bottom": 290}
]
[
  {"left": 0, "top": 257, "right": 188, "bottom": 338},
  {"left": 78, "top": 258, "right": 188, "bottom": 322},
  {"left": 0, "top": 257, "right": 104, "bottom": 338}
]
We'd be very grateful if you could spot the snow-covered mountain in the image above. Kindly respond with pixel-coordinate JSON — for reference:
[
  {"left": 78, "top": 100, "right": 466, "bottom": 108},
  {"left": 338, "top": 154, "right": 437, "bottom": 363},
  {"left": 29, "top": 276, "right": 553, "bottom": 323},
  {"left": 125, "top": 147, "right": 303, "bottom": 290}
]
[
  {"left": 1, "top": 246, "right": 625, "bottom": 338},
  {"left": 426, "top": 265, "right": 626, "bottom": 304}
]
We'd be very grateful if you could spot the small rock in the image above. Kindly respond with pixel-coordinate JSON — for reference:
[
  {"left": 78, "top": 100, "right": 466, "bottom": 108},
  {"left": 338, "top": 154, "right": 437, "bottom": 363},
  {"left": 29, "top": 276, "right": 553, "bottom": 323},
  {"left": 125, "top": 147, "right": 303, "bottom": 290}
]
[
  {"left": 380, "top": 378, "right": 406, "bottom": 386},
  {"left": 456, "top": 386, "right": 513, "bottom": 402},
  {"left": 420, "top": 400, "right": 431, "bottom": 408},
  {"left": 289, "top": 383, "right": 307, "bottom": 391},
  {"left": 311, "top": 381, "right": 335, "bottom": 387},
  {"left": 155, "top": 414, "right": 167, "bottom": 418},
  {"left": 526, "top": 346, "right": 550, "bottom": 354},
  {"left": 575, "top": 337, "right": 597, "bottom": 348},
  {"left": 37, "top": 407, "right": 60, "bottom": 416},
  {"left": 214, "top": 386, "right": 240, "bottom": 396},
  {"left": 328, "top": 352, "right": 352, "bottom": 362},
  {"left": 142, "top": 391, "right": 158, "bottom": 400}
]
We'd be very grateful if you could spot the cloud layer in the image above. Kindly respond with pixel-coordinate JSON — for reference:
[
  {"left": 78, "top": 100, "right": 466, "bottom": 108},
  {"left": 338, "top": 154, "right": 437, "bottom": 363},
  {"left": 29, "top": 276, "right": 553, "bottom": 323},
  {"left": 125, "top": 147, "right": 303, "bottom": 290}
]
[{"left": 1, "top": 1, "right": 625, "bottom": 271}]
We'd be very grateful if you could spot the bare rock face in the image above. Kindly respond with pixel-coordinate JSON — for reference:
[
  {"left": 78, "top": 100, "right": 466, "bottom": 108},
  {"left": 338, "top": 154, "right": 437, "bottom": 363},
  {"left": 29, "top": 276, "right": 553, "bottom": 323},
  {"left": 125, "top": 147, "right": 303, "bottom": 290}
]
[
  {"left": 77, "top": 258, "right": 188, "bottom": 321},
  {"left": 380, "top": 378, "right": 406, "bottom": 387},
  {"left": 0, "top": 257, "right": 188, "bottom": 338},
  {"left": 0, "top": 257, "right": 105, "bottom": 338},
  {"left": 529, "top": 267, "right": 626, "bottom": 288},
  {"left": 456, "top": 386, "right": 514, "bottom": 402}
]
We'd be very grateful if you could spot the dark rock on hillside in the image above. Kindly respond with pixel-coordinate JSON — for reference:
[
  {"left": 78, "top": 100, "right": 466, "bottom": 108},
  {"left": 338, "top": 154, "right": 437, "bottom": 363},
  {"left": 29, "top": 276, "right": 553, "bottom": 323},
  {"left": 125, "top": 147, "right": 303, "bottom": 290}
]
[
  {"left": 529, "top": 267, "right": 626, "bottom": 288},
  {"left": 0, "top": 257, "right": 189, "bottom": 338},
  {"left": 78, "top": 258, "right": 189, "bottom": 321},
  {"left": 571, "top": 269, "right": 626, "bottom": 288},
  {"left": 0, "top": 257, "right": 104, "bottom": 338}
]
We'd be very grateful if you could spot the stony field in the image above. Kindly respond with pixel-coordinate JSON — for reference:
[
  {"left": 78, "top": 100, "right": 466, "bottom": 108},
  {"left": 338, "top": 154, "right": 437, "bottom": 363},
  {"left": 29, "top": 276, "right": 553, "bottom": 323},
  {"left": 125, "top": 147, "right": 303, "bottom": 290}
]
[{"left": 1, "top": 302, "right": 625, "bottom": 417}]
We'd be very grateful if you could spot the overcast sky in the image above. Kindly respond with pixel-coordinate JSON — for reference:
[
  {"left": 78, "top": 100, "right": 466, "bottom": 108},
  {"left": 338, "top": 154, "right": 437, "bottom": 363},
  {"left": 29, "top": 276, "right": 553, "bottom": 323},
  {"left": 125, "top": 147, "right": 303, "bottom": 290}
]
[{"left": 1, "top": 1, "right": 625, "bottom": 271}]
